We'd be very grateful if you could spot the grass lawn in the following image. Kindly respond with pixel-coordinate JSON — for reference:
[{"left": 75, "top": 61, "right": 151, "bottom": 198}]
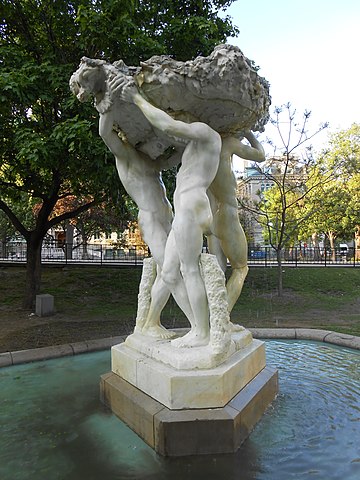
[{"left": 0, "top": 264, "right": 359, "bottom": 352}]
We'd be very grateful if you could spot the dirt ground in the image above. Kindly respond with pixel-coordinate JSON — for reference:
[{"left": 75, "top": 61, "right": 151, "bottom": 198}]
[
  {"left": 1, "top": 266, "right": 359, "bottom": 353},
  {"left": 0, "top": 308, "right": 133, "bottom": 353},
  {"left": 1, "top": 299, "right": 359, "bottom": 354}
]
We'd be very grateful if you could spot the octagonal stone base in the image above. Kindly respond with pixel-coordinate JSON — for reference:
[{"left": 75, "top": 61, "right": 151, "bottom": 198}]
[
  {"left": 100, "top": 365, "right": 278, "bottom": 456},
  {"left": 111, "top": 334, "right": 265, "bottom": 409}
]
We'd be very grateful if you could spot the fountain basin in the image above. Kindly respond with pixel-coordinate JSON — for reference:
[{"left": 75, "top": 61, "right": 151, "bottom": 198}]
[{"left": 0, "top": 338, "right": 359, "bottom": 479}]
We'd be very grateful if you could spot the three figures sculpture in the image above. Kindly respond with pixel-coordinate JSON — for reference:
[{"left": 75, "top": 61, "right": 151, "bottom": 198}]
[{"left": 70, "top": 44, "right": 270, "bottom": 356}]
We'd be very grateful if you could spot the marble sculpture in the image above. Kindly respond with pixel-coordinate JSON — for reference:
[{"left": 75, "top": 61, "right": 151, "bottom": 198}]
[{"left": 70, "top": 44, "right": 270, "bottom": 358}]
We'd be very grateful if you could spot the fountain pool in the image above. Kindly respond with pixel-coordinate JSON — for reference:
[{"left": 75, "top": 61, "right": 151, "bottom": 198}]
[{"left": 0, "top": 340, "right": 359, "bottom": 480}]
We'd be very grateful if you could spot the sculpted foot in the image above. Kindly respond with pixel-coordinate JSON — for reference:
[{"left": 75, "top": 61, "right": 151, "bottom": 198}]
[
  {"left": 171, "top": 329, "right": 209, "bottom": 348},
  {"left": 142, "top": 324, "right": 176, "bottom": 339},
  {"left": 230, "top": 322, "right": 245, "bottom": 332}
]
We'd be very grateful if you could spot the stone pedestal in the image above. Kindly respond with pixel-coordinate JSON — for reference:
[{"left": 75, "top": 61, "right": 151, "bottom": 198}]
[
  {"left": 100, "top": 330, "right": 278, "bottom": 456},
  {"left": 112, "top": 332, "right": 265, "bottom": 409},
  {"left": 35, "top": 294, "right": 54, "bottom": 317}
]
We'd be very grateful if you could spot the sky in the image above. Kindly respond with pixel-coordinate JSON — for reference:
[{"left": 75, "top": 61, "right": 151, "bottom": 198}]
[{"left": 224, "top": 0, "right": 360, "bottom": 167}]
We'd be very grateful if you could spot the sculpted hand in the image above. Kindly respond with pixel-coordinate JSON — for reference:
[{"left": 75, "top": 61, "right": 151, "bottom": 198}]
[
  {"left": 120, "top": 80, "right": 139, "bottom": 103},
  {"left": 107, "top": 74, "right": 127, "bottom": 99},
  {"left": 242, "top": 128, "right": 252, "bottom": 138},
  {"left": 107, "top": 74, "right": 138, "bottom": 103}
]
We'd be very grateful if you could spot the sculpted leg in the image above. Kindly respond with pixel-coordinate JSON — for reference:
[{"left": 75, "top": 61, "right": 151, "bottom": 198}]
[
  {"left": 170, "top": 205, "right": 211, "bottom": 348},
  {"left": 208, "top": 185, "right": 228, "bottom": 272},
  {"left": 160, "top": 231, "right": 195, "bottom": 325},
  {"left": 136, "top": 211, "right": 180, "bottom": 338},
  {"left": 207, "top": 234, "right": 227, "bottom": 273},
  {"left": 141, "top": 273, "right": 175, "bottom": 339},
  {"left": 136, "top": 226, "right": 196, "bottom": 339},
  {"left": 211, "top": 201, "right": 249, "bottom": 312},
  {"left": 227, "top": 266, "right": 249, "bottom": 312}
]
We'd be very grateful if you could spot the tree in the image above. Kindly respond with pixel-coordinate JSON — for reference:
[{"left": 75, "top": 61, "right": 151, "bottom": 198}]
[
  {"left": 344, "top": 173, "right": 360, "bottom": 260},
  {"left": 0, "top": 208, "right": 16, "bottom": 258},
  {"left": 48, "top": 195, "right": 134, "bottom": 259},
  {"left": 75, "top": 0, "right": 239, "bottom": 63},
  {"left": 300, "top": 176, "right": 350, "bottom": 260},
  {"left": 1, "top": 0, "right": 239, "bottom": 308},
  {"left": 324, "top": 124, "right": 360, "bottom": 259},
  {"left": 75, "top": 205, "right": 123, "bottom": 258},
  {"left": 0, "top": 192, "right": 35, "bottom": 256},
  {"left": 240, "top": 103, "right": 328, "bottom": 295},
  {"left": 301, "top": 124, "right": 360, "bottom": 260}
]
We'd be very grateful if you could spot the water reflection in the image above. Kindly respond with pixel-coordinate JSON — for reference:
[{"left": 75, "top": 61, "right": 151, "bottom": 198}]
[{"left": 0, "top": 341, "right": 359, "bottom": 480}]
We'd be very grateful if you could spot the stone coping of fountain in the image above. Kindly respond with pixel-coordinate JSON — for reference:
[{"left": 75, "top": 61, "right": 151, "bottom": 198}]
[{"left": 1, "top": 328, "right": 359, "bottom": 368}]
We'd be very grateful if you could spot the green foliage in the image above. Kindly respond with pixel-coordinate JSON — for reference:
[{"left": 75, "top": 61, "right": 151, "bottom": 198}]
[
  {"left": 1, "top": 0, "right": 239, "bottom": 305},
  {"left": 255, "top": 105, "right": 327, "bottom": 252},
  {"left": 260, "top": 185, "right": 302, "bottom": 247},
  {"left": 302, "top": 123, "right": 360, "bottom": 243},
  {"left": 243, "top": 104, "right": 329, "bottom": 295},
  {"left": 1, "top": 0, "right": 239, "bottom": 229},
  {"left": 75, "top": 0, "right": 238, "bottom": 62},
  {"left": 322, "top": 123, "right": 360, "bottom": 175},
  {"left": 161, "top": 165, "right": 178, "bottom": 206}
]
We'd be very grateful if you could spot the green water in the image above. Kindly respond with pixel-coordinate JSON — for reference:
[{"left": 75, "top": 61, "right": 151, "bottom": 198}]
[{"left": 0, "top": 341, "right": 359, "bottom": 479}]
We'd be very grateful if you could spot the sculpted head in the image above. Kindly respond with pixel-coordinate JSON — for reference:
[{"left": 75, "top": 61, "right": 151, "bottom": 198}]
[{"left": 69, "top": 57, "right": 107, "bottom": 102}]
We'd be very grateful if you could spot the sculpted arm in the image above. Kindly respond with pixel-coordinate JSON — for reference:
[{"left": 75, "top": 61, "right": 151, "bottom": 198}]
[
  {"left": 228, "top": 131, "right": 265, "bottom": 162},
  {"left": 99, "top": 112, "right": 133, "bottom": 159},
  {"left": 122, "top": 82, "right": 208, "bottom": 141},
  {"left": 98, "top": 111, "right": 121, "bottom": 154},
  {"left": 156, "top": 148, "right": 183, "bottom": 171},
  {"left": 98, "top": 79, "right": 135, "bottom": 160}
]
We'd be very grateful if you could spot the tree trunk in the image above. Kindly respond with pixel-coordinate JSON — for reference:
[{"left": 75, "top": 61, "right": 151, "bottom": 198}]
[
  {"left": 81, "top": 241, "right": 90, "bottom": 259},
  {"left": 23, "top": 236, "right": 43, "bottom": 309},
  {"left": 355, "top": 226, "right": 360, "bottom": 261},
  {"left": 0, "top": 236, "right": 6, "bottom": 259},
  {"left": 65, "top": 222, "right": 74, "bottom": 260},
  {"left": 276, "top": 249, "right": 283, "bottom": 296},
  {"left": 328, "top": 232, "right": 336, "bottom": 262},
  {"left": 312, "top": 232, "right": 321, "bottom": 261}
]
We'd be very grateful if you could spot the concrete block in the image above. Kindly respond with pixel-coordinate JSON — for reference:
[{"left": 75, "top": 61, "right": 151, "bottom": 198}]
[
  {"left": 155, "top": 406, "right": 237, "bottom": 456},
  {"left": 11, "top": 344, "right": 73, "bottom": 365},
  {"left": 230, "top": 366, "right": 279, "bottom": 448},
  {"left": 35, "top": 294, "right": 54, "bottom": 317},
  {"left": 249, "top": 328, "right": 296, "bottom": 339},
  {"left": 100, "top": 365, "right": 278, "bottom": 456},
  {"left": 100, "top": 372, "right": 164, "bottom": 448},
  {"left": 324, "top": 332, "right": 360, "bottom": 350},
  {"left": 295, "top": 329, "right": 332, "bottom": 342},
  {"left": 69, "top": 341, "right": 89, "bottom": 355},
  {"left": 0, "top": 352, "right": 13, "bottom": 368},
  {"left": 111, "top": 339, "right": 266, "bottom": 409}
]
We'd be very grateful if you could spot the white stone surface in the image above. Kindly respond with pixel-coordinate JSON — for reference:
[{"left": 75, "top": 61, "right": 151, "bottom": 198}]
[
  {"left": 138, "top": 44, "right": 270, "bottom": 136},
  {"left": 200, "top": 253, "right": 231, "bottom": 354},
  {"left": 70, "top": 45, "right": 268, "bottom": 358},
  {"left": 111, "top": 337, "right": 266, "bottom": 409},
  {"left": 70, "top": 45, "right": 270, "bottom": 159},
  {"left": 135, "top": 257, "right": 157, "bottom": 331},
  {"left": 124, "top": 328, "right": 253, "bottom": 370}
]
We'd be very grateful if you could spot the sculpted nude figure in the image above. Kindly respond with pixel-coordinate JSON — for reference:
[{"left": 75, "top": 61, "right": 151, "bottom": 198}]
[
  {"left": 119, "top": 79, "right": 222, "bottom": 348},
  {"left": 70, "top": 63, "right": 193, "bottom": 339},
  {"left": 70, "top": 61, "right": 265, "bottom": 346},
  {"left": 208, "top": 132, "right": 265, "bottom": 311}
]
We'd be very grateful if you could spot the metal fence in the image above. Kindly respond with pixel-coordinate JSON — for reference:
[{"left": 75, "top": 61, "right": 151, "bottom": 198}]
[
  {"left": 248, "top": 246, "right": 359, "bottom": 267},
  {"left": 1, "top": 241, "right": 359, "bottom": 267},
  {"left": 0, "top": 241, "right": 149, "bottom": 266}
]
